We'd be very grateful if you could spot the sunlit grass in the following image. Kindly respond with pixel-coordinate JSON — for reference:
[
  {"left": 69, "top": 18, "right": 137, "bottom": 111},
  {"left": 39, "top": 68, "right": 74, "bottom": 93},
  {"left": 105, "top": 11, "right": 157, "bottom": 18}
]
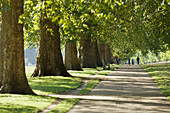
[
  {"left": 28, "top": 76, "right": 82, "bottom": 95},
  {"left": 79, "top": 79, "right": 100, "bottom": 95},
  {"left": 95, "top": 71, "right": 110, "bottom": 77},
  {"left": 0, "top": 94, "right": 55, "bottom": 113},
  {"left": 142, "top": 63, "right": 170, "bottom": 100},
  {"left": 68, "top": 68, "right": 98, "bottom": 77},
  {"left": 49, "top": 99, "right": 79, "bottom": 113}
]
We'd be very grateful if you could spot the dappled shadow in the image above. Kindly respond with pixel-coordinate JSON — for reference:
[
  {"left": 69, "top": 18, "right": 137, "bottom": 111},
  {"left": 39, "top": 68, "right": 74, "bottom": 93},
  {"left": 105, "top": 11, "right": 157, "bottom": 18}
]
[
  {"left": 28, "top": 76, "right": 81, "bottom": 94},
  {"left": 67, "top": 98, "right": 170, "bottom": 113},
  {"left": 66, "top": 64, "right": 170, "bottom": 113},
  {"left": 143, "top": 63, "right": 170, "bottom": 73}
]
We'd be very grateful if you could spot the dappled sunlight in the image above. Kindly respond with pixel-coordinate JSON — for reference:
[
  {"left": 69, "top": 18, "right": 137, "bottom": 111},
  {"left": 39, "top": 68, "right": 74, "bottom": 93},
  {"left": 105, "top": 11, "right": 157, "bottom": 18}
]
[
  {"left": 47, "top": 94, "right": 170, "bottom": 104},
  {"left": 28, "top": 76, "right": 81, "bottom": 95},
  {"left": 0, "top": 94, "right": 55, "bottom": 113},
  {"left": 47, "top": 94, "right": 170, "bottom": 113},
  {"left": 110, "top": 71, "right": 148, "bottom": 75},
  {"left": 67, "top": 64, "right": 170, "bottom": 113}
]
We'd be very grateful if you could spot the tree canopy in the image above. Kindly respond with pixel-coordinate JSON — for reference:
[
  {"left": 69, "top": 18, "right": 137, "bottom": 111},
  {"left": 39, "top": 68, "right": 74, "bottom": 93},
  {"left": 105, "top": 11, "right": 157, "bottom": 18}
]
[{"left": 1, "top": 0, "right": 169, "bottom": 58}]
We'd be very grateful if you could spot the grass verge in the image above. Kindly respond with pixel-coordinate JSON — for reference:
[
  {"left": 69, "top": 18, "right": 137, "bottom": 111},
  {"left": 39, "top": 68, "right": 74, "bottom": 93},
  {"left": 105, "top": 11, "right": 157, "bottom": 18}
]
[
  {"left": 48, "top": 99, "right": 79, "bottom": 113},
  {"left": 79, "top": 79, "right": 100, "bottom": 95},
  {"left": 28, "top": 76, "right": 82, "bottom": 95},
  {"left": 142, "top": 63, "right": 170, "bottom": 100},
  {"left": 0, "top": 94, "right": 56, "bottom": 113}
]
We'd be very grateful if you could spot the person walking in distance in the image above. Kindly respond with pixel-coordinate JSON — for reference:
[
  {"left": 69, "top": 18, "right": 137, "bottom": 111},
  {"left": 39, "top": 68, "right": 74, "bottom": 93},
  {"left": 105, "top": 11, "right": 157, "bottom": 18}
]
[
  {"left": 115, "top": 56, "right": 119, "bottom": 65},
  {"left": 128, "top": 58, "right": 130, "bottom": 65},
  {"left": 137, "top": 57, "right": 140, "bottom": 65},
  {"left": 132, "top": 59, "right": 134, "bottom": 65}
]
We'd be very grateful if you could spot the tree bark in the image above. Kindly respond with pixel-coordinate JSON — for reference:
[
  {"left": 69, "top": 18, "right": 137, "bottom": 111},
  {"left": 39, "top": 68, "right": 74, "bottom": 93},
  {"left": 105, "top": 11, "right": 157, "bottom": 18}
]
[
  {"left": 0, "top": 23, "right": 3, "bottom": 87},
  {"left": 98, "top": 43, "right": 106, "bottom": 65},
  {"left": 79, "top": 34, "right": 96, "bottom": 68},
  {"left": 65, "top": 41, "right": 83, "bottom": 71},
  {"left": 0, "top": 0, "right": 35, "bottom": 94},
  {"left": 31, "top": 16, "right": 71, "bottom": 77},
  {"left": 93, "top": 40, "right": 102, "bottom": 67},
  {"left": 110, "top": 52, "right": 114, "bottom": 64},
  {"left": 105, "top": 44, "right": 111, "bottom": 64}
]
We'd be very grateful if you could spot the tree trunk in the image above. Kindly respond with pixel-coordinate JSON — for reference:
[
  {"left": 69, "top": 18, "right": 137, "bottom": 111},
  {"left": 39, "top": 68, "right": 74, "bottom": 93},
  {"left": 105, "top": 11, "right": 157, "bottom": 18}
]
[
  {"left": 79, "top": 34, "right": 96, "bottom": 68},
  {"left": 105, "top": 45, "right": 111, "bottom": 64},
  {"left": 0, "top": 24, "right": 3, "bottom": 87},
  {"left": 93, "top": 40, "right": 102, "bottom": 67},
  {"left": 0, "top": 0, "right": 35, "bottom": 94},
  {"left": 98, "top": 43, "right": 106, "bottom": 65},
  {"left": 31, "top": 17, "right": 71, "bottom": 77},
  {"left": 65, "top": 41, "right": 83, "bottom": 71},
  {"left": 110, "top": 52, "right": 114, "bottom": 64}
]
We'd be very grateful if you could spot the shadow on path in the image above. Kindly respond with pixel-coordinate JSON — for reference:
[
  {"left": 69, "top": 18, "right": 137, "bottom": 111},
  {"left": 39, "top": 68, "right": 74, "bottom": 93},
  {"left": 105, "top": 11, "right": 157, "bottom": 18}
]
[{"left": 67, "top": 65, "right": 170, "bottom": 113}]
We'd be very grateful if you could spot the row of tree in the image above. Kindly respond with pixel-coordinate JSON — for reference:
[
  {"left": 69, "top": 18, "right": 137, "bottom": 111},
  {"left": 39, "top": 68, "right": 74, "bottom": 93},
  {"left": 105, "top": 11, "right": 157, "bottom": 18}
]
[{"left": 0, "top": 0, "right": 169, "bottom": 95}]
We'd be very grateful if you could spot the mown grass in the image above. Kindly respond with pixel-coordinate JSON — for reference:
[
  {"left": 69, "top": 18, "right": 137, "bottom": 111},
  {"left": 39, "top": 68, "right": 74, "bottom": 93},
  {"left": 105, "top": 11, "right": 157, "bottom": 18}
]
[
  {"left": 68, "top": 68, "right": 98, "bottom": 77},
  {"left": 0, "top": 94, "right": 56, "bottom": 113},
  {"left": 142, "top": 63, "right": 170, "bottom": 100},
  {"left": 79, "top": 79, "right": 100, "bottom": 95},
  {"left": 49, "top": 99, "right": 79, "bottom": 113},
  {"left": 28, "top": 76, "right": 82, "bottom": 95}
]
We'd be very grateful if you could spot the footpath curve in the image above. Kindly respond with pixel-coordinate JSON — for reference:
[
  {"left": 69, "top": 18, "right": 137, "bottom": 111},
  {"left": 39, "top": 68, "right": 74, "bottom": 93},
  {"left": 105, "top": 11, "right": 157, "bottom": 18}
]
[{"left": 68, "top": 65, "right": 170, "bottom": 113}]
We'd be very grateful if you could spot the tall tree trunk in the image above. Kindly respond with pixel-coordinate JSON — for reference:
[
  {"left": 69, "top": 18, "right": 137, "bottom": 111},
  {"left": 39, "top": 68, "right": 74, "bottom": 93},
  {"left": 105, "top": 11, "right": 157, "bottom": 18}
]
[
  {"left": 32, "top": 17, "right": 71, "bottom": 77},
  {"left": 0, "top": 0, "right": 35, "bottom": 94},
  {"left": 79, "top": 34, "right": 96, "bottom": 68},
  {"left": 110, "top": 52, "right": 114, "bottom": 64},
  {"left": 105, "top": 44, "right": 111, "bottom": 64},
  {"left": 0, "top": 24, "right": 3, "bottom": 87},
  {"left": 93, "top": 40, "right": 102, "bottom": 67},
  {"left": 65, "top": 41, "right": 83, "bottom": 71},
  {"left": 98, "top": 43, "right": 106, "bottom": 65}
]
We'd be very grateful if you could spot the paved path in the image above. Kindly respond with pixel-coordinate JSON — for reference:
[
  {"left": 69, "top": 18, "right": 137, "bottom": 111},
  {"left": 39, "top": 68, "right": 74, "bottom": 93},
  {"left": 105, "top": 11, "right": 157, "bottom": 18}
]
[{"left": 68, "top": 65, "right": 170, "bottom": 113}]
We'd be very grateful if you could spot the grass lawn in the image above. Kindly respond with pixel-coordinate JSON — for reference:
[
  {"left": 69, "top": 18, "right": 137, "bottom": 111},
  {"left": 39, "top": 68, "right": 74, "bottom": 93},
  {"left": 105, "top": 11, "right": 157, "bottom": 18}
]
[
  {"left": 0, "top": 94, "right": 56, "bottom": 113},
  {"left": 142, "top": 63, "right": 170, "bottom": 100},
  {"left": 68, "top": 68, "right": 98, "bottom": 77}
]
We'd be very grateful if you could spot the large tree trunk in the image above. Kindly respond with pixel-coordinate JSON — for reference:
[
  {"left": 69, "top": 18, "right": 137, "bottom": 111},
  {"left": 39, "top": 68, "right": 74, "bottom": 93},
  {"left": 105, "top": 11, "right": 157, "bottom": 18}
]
[
  {"left": 110, "top": 52, "right": 114, "bottom": 64},
  {"left": 32, "top": 17, "right": 71, "bottom": 77},
  {"left": 0, "top": 0, "right": 35, "bottom": 94},
  {"left": 93, "top": 40, "right": 102, "bottom": 67},
  {"left": 65, "top": 41, "right": 83, "bottom": 71},
  {"left": 79, "top": 34, "right": 96, "bottom": 68},
  {"left": 105, "top": 44, "right": 111, "bottom": 64},
  {"left": 98, "top": 43, "right": 106, "bottom": 65},
  {"left": 0, "top": 24, "right": 3, "bottom": 87}
]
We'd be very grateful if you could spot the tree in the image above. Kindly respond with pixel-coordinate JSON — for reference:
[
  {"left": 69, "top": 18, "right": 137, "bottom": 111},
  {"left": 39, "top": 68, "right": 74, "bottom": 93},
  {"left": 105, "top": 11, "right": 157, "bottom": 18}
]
[
  {"left": 31, "top": 15, "right": 71, "bottom": 77},
  {"left": 79, "top": 34, "right": 96, "bottom": 68},
  {"left": 65, "top": 40, "right": 83, "bottom": 71},
  {"left": 0, "top": 0, "right": 35, "bottom": 94},
  {"left": 98, "top": 43, "right": 106, "bottom": 65},
  {"left": 0, "top": 22, "right": 3, "bottom": 87},
  {"left": 105, "top": 44, "right": 111, "bottom": 64},
  {"left": 93, "top": 40, "right": 102, "bottom": 67}
]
